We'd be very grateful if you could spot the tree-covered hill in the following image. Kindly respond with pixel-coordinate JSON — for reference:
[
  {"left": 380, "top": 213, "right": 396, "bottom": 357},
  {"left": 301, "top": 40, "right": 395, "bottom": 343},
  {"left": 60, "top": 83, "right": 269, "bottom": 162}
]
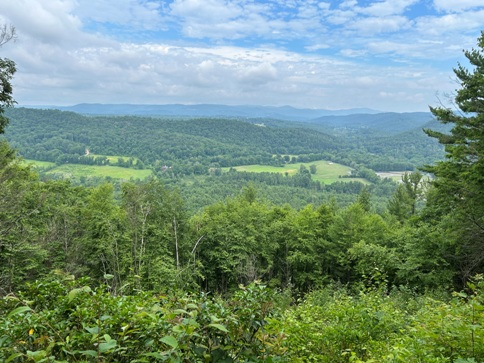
[
  {"left": 3, "top": 107, "right": 445, "bottom": 175},
  {"left": 4, "top": 107, "right": 343, "bottom": 170},
  {"left": 308, "top": 111, "right": 434, "bottom": 136}
]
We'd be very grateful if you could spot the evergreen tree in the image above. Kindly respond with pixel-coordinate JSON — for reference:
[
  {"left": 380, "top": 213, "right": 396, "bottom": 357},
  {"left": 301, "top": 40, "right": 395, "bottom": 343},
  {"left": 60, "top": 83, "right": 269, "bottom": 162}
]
[{"left": 424, "top": 32, "right": 484, "bottom": 284}]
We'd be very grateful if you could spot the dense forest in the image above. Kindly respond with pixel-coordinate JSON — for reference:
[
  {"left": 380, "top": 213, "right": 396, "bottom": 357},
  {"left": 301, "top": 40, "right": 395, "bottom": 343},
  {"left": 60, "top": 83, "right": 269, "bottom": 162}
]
[
  {"left": 3, "top": 107, "right": 445, "bottom": 175},
  {"left": 0, "top": 31, "right": 483, "bottom": 362}
]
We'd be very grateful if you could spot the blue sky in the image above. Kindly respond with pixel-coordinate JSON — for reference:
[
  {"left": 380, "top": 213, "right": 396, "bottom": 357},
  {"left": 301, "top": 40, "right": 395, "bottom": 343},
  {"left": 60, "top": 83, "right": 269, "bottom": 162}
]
[{"left": 1, "top": 0, "right": 483, "bottom": 111}]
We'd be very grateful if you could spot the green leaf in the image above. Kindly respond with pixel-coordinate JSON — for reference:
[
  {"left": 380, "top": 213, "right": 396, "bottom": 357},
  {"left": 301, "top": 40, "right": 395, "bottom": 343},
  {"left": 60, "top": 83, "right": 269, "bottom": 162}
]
[
  {"left": 80, "top": 350, "right": 97, "bottom": 357},
  {"left": 8, "top": 306, "right": 32, "bottom": 318},
  {"left": 160, "top": 335, "right": 178, "bottom": 349},
  {"left": 173, "top": 309, "right": 188, "bottom": 315},
  {"left": 85, "top": 326, "right": 100, "bottom": 335},
  {"left": 27, "top": 350, "right": 47, "bottom": 359},
  {"left": 68, "top": 286, "right": 92, "bottom": 303},
  {"left": 6, "top": 353, "right": 24, "bottom": 363},
  {"left": 143, "top": 352, "right": 168, "bottom": 359},
  {"left": 99, "top": 340, "right": 117, "bottom": 353},
  {"left": 208, "top": 323, "right": 229, "bottom": 333}
]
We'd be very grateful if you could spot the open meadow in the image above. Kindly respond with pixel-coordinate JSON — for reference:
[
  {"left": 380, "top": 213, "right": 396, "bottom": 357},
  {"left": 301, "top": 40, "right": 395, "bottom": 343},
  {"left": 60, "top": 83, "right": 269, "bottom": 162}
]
[
  {"left": 24, "top": 159, "right": 152, "bottom": 180},
  {"left": 89, "top": 153, "right": 141, "bottom": 165},
  {"left": 227, "top": 160, "right": 368, "bottom": 184}
]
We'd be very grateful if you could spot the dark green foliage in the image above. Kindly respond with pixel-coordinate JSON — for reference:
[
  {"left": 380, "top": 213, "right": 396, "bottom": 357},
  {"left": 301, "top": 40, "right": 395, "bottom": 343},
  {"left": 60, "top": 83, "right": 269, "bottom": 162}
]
[
  {"left": 0, "top": 57, "right": 15, "bottom": 134},
  {"left": 0, "top": 276, "right": 281, "bottom": 362},
  {"left": 0, "top": 142, "right": 48, "bottom": 292},
  {"left": 4, "top": 106, "right": 444, "bottom": 175},
  {"left": 423, "top": 32, "right": 484, "bottom": 285}
]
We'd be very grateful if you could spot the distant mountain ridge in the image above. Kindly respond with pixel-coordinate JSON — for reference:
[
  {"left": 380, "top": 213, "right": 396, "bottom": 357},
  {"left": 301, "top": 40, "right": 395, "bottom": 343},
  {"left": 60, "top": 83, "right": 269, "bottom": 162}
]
[
  {"left": 307, "top": 112, "right": 434, "bottom": 135},
  {"left": 25, "top": 103, "right": 381, "bottom": 121}
]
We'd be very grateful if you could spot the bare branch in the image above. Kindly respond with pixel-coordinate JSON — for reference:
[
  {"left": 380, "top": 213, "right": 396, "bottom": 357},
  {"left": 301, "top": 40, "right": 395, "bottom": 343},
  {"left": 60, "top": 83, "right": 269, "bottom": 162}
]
[{"left": 0, "top": 24, "right": 16, "bottom": 47}]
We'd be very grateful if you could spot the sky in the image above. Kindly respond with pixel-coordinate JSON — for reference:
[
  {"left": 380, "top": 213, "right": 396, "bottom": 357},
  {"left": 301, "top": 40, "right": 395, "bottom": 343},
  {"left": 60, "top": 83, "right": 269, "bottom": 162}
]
[{"left": 0, "top": 0, "right": 483, "bottom": 112}]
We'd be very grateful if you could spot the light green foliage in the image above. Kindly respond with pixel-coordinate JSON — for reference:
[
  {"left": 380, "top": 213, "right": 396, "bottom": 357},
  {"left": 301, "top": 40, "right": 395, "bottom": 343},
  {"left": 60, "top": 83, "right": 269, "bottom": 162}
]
[
  {"left": 191, "top": 194, "right": 279, "bottom": 293},
  {"left": 387, "top": 171, "right": 426, "bottom": 223},
  {"left": 356, "top": 186, "right": 372, "bottom": 212},
  {"left": 283, "top": 204, "right": 334, "bottom": 292},
  {"left": 265, "top": 279, "right": 484, "bottom": 362},
  {"left": 392, "top": 223, "right": 455, "bottom": 289},
  {"left": 267, "top": 286, "right": 407, "bottom": 362},
  {"left": 77, "top": 183, "right": 126, "bottom": 291},
  {"left": 121, "top": 180, "right": 185, "bottom": 292},
  {"left": 328, "top": 203, "right": 390, "bottom": 283}
]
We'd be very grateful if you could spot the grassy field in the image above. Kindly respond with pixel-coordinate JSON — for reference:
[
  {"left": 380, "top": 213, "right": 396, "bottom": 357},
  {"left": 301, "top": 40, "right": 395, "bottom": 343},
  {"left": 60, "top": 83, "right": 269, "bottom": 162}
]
[
  {"left": 24, "top": 159, "right": 152, "bottom": 180},
  {"left": 23, "top": 159, "right": 56, "bottom": 168},
  {"left": 89, "top": 154, "right": 140, "bottom": 165},
  {"left": 227, "top": 160, "right": 367, "bottom": 184},
  {"left": 46, "top": 164, "right": 152, "bottom": 180},
  {"left": 376, "top": 172, "right": 406, "bottom": 182}
]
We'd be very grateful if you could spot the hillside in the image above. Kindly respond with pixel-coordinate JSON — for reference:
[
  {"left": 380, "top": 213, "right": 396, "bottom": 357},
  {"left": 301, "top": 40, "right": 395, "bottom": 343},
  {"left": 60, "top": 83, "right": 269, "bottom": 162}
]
[
  {"left": 4, "top": 107, "right": 342, "bottom": 169},
  {"left": 307, "top": 111, "right": 434, "bottom": 136}
]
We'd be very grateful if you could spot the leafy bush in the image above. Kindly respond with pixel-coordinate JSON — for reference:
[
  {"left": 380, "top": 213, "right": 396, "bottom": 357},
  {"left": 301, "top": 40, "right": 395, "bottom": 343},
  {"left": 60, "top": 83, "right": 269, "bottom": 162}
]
[{"left": 0, "top": 276, "right": 280, "bottom": 362}]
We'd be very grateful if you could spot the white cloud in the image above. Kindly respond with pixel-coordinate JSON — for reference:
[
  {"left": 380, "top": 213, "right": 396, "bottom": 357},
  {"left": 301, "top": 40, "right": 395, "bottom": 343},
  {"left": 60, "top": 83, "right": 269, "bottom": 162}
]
[
  {"left": 6, "top": 40, "right": 449, "bottom": 111},
  {"left": 415, "top": 10, "right": 484, "bottom": 36},
  {"left": 170, "top": 0, "right": 243, "bottom": 23},
  {"left": 340, "top": 48, "right": 368, "bottom": 58},
  {"left": 1, "top": 0, "right": 482, "bottom": 112},
  {"left": 237, "top": 62, "right": 278, "bottom": 87},
  {"left": 433, "top": 0, "right": 484, "bottom": 13},
  {"left": 348, "top": 15, "right": 412, "bottom": 35},
  {"left": 305, "top": 43, "right": 330, "bottom": 51},
  {"left": 74, "top": 0, "right": 163, "bottom": 29},
  {"left": 169, "top": 0, "right": 275, "bottom": 39},
  {"left": 340, "top": 0, "right": 358, "bottom": 9},
  {"left": 326, "top": 9, "right": 356, "bottom": 25},
  {"left": 1, "top": 0, "right": 84, "bottom": 46},
  {"left": 358, "top": 0, "right": 419, "bottom": 17}
]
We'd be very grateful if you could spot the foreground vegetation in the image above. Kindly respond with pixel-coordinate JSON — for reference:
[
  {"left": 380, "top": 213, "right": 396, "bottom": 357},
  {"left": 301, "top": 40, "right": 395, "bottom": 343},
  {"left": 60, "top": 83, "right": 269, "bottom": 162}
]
[{"left": 2, "top": 275, "right": 484, "bottom": 362}]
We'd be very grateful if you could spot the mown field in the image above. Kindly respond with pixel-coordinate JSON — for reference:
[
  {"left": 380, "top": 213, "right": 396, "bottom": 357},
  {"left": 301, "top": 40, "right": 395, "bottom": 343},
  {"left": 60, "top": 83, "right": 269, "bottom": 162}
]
[
  {"left": 376, "top": 171, "right": 407, "bottom": 181},
  {"left": 226, "top": 159, "right": 368, "bottom": 184},
  {"left": 89, "top": 153, "right": 141, "bottom": 165},
  {"left": 24, "top": 159, "right": 152, "bottom": 180}
]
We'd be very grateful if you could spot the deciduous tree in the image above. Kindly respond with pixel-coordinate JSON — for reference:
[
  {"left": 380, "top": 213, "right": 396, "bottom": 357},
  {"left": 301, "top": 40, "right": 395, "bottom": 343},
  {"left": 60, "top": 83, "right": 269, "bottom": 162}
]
[{"left": 0, "top": 24, "right": 16, "bottom": 134}]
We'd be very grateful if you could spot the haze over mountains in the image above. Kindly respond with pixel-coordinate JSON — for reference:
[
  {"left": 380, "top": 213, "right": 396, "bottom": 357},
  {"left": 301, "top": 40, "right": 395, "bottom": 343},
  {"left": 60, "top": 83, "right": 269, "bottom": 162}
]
[{"left": 27, "top": 103, "right": 381, "bottom": 121}]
